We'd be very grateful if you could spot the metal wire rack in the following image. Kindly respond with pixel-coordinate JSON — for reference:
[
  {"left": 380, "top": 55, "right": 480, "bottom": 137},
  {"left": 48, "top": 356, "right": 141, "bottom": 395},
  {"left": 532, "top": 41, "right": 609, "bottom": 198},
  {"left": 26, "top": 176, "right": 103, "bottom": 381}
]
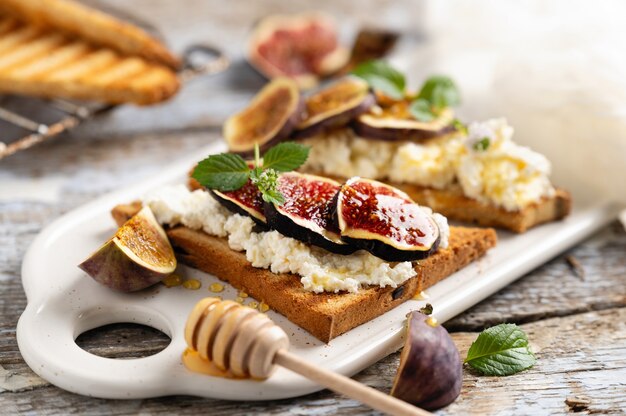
[{"left": 0, "top": 45, "right": 229, "bottom": 160}]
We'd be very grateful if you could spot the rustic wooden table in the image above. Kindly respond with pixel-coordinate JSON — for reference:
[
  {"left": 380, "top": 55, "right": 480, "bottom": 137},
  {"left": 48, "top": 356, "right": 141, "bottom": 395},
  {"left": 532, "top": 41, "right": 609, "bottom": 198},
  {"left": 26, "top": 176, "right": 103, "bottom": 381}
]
[{"left": 1, "top": 1, "right": 625, "bottom": 414}]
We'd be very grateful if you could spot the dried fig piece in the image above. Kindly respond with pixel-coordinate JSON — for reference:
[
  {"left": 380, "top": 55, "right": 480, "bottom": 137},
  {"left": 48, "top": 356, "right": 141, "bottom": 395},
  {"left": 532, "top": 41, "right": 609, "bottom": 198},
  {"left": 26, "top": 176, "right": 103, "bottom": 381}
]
[
  {"left": 247, "top": 12, "right": 349, "bottom": 89},
  {"left": 293, "top": 77, "right": 375, "bottom": 139},
  {"left": 391, "top": 312, "right": 462, "bottom": 410},
  {"left": 353, "top": 104, "right": 456, "bottom": 142},
  {"left": 224, "top": 77, "right": 303, "bottom": 156},
  {"left": 336, "top": 177, "right": 440, "bottom": 261},
  {"left": 264, "top": 172, "right": 356, "bottom": 254},
  {"left": 78, "top": 206, "right": 176, "bottom": 292}
]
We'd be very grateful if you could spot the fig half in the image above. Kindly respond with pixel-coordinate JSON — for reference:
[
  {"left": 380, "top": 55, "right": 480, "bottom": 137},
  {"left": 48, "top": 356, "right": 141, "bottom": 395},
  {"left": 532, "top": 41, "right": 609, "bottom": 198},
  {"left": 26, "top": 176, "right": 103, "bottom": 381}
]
[
  {"left": 391, "top": 312, "right": 462, "bottom": 410},
  {"left": 247, "top": 12, "right": 349, "bottom": 89},
  {"left": 265, "top": 172, "right": 356, "bottom": 254},
  {"left": 353, "top": 105, "right": 456, "bottom": 142},
  {"left": 293, "top": 77, "right": 375, "bottom": 139},
  {"left": 336, "top": 177, "right": 440, "bottom": 261},
  {"left": 78, "top": 206, "right": 176, "bottom": 292},
  {"left": 224, "top": 77, "right": 303, "bottom": 156}
]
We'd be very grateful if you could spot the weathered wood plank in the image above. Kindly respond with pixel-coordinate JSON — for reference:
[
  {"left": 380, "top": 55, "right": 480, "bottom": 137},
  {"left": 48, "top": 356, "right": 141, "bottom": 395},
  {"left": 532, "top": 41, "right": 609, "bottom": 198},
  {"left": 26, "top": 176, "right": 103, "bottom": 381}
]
[{"left": 1, "top": 308, "right": 624, "bottom": 414}]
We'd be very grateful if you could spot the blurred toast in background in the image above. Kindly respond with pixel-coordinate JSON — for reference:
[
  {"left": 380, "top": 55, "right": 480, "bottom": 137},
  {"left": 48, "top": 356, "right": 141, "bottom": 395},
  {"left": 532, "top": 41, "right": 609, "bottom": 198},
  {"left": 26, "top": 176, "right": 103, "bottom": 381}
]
[{"left": 0, "top": 0, "right": 180, "bottom": 105}]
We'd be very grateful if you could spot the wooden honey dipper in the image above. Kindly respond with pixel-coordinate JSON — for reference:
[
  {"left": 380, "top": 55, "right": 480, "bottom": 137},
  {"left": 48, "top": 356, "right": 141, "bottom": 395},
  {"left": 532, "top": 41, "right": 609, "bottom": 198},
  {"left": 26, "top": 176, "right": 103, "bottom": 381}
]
[{"left": 185, "top": 297, "right": 433, "bottom": 416}]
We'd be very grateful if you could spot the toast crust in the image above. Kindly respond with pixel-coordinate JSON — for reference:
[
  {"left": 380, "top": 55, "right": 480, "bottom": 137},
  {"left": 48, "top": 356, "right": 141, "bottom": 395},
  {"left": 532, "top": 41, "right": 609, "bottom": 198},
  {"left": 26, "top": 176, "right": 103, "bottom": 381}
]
[
  {"left": 0, "top": 15, "right": 179, "bottom": 104},
  {"left": 111, "top": 203, "right": 497, "bottom": 342}
]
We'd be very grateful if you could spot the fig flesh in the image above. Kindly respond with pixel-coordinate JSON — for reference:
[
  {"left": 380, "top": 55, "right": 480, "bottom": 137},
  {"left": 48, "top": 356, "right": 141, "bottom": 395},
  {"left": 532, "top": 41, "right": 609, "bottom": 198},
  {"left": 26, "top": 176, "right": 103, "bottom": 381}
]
[
  {"left": 212, "top": 182, "right": 266, "bottom": 225},
  {"left": 336, "top": 177, "right": 440, "bottom": 261},
  {"left": 293, "top": 77, "right": 375, "bottom": 139},
  {"left": 391, "top": 312, "right": 462, "bottom": 410},
  {"left": 78, "top": 206, "right": 176, "bottom": 292},
  {"left": 247, "top": 13, "right": 349, "bottom": 89},
  {"left": 353, "top": 105, "right": 456, "bottom": 142},
  {"left": 224, "top": 77, "right": 303, "bottom": 156},
  {"left": 265, "top": 172, "right": 356, "bottom": 255}
]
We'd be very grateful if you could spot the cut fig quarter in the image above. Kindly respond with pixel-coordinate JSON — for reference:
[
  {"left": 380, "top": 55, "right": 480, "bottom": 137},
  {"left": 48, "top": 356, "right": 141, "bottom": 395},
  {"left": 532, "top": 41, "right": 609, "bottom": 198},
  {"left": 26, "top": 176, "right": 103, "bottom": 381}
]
[
  {"left": 391, "top": 311, "right": 462, "bottom": 410},
  {"left": 224, "top": 77, "right": 303, "bottom": 156},
  {"left": 293, "top": 77, "right": 375, "bottom": 139},
  {"left": 78, "top": 206, "right": 176, "bottom": 292},
  {"left": 264, "top": 172, "right": 357, "bottom": 255},
  {"left": 247, "top": 12, "right": 350, "bottom": 89},
  {"left": 353, "top": 106, "right": 456, "bottom": 142},
  {"left": 336, "top": 177, "right": 440, "bottom": 261}
]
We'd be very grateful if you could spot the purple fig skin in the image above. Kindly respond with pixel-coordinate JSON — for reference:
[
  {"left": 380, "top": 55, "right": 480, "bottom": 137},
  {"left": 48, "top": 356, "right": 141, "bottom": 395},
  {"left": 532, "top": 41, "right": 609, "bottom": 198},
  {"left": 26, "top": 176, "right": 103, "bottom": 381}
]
[
  {"left": 292, "top": 93, "right": 375, "bottom": 140},
  {"left": 233, "top": 98, "right": 305, "bottom": 158},
  {"left": 352, "top": 117, "right": 456, "bottom": 142},
  {"left": 78, "top": 241, "right": 168, "bottom": 292},
  {"left": 391, "top": 312, "right": 462, "bottom": 410}
]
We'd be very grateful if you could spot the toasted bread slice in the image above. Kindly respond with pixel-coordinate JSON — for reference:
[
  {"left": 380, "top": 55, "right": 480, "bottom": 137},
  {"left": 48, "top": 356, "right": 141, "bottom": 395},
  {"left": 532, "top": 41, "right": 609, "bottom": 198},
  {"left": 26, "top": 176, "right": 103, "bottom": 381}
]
[
  {"left": 0, "top": 0, "right": 180, "bottom": 69},
  {"left": 111, "top": 203, "right": 497, "bottom": 342},
  {"left": 392, "top": 183, "right": 571, "bottom": 233},
  {"left": 0, "top": 15, "right": 179, "bottom": 104},
  {"left": 303, "top": 172, "right": 571, "bottom": 233}
]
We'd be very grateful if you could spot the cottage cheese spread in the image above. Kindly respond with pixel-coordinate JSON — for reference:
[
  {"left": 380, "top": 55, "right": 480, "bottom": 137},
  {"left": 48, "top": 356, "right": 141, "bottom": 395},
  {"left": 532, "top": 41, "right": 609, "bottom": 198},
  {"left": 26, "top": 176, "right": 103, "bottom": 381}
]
[
  {"left": 143, "top": 185, "right": 449, "bottom": 293},
  {"left": 301, "top": 119, "right": 555, "bottom": 211}
]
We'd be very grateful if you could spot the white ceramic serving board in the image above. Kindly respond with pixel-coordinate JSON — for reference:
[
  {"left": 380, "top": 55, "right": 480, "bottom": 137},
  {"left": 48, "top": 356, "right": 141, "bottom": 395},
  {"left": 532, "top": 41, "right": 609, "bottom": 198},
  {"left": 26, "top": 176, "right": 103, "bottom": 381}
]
[{"left": 17, "top": 142, "right": 620, "bottom": 400}]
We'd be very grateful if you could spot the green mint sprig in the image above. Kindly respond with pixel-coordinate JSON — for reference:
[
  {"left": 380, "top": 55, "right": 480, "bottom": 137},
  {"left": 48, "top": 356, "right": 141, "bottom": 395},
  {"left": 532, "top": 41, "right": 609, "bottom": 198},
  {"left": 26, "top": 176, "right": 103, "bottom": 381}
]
[
  {"left": 351, "top": 60, "right": 461, "bottom": 122},
  {"left": 473, "top": 137, "right": 491, "bottom": 151},
  {"left": 192, "top": 141, "right": 310, "bottom": 205},
  {"left": 464, "top": 323, "right": 536, "bottom": 376}
]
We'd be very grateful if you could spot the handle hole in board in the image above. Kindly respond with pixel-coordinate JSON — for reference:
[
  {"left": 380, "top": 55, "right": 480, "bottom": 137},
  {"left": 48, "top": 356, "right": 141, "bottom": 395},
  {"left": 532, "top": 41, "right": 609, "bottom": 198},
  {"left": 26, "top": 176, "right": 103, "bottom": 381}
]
[{"left": 75, "top": 323, "right": 171, "bottom": 359}]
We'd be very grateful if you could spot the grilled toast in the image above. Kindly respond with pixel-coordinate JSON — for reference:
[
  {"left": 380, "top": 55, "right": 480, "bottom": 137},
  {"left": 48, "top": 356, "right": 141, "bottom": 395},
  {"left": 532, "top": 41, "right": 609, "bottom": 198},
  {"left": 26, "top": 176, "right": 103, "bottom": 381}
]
[
  {"left": 0, "top": 0, "right": 180, "bottom": 68},
  {"left": 0, "top": 8, "right": 179, "bottom": 104},
  {"left": 111, "top": 202, "right": 497, "bottom": 342}
]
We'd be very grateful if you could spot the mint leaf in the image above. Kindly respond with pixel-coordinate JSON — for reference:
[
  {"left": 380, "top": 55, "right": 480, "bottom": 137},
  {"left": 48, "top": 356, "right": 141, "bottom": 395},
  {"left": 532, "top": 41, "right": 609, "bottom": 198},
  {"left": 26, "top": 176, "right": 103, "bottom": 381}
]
[
  {"left": 262, "top": 142, "right": 310, "bottom": 172},
  {"left": 473, "top": 137, "right": 491, "bottom": 151},
  {"left": 192, "top": 153, "right": 250, "bottom": 191},
  {"left": 351, "top": 60, "right": 406, "bottom": 99},
  {"left": 418, "top": 75, "right": 461, "bottom": 110},
  {"left": 250, "top": 167, "right": 284, "bottom": 204},
  {"left": 465, "top": 323, "right": 536, "bottom": 376},
  {"left": 409, "top": 99, "right": 435, "bottom": 122}
]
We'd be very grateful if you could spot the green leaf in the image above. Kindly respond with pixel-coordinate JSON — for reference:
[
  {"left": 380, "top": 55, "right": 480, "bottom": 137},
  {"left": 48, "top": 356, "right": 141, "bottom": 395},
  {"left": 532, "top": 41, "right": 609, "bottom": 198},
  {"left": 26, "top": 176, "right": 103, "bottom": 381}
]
[
  {"left": 418, "top": 75, "right": 461, "bottom": 110},
  {"left": 409, "top": 99, "right": 435, "bottom": 122},
  {"left": 262, "top": 142, "right": 310, "bottom": 172},
  {"left": 351, "top": 60, "right": 406, "bottom": 100},
  {"left": 452, "top": 118, "right": 468, "bottom": 135},
  {"left": 192, "top": 153, "right": 250, "bottom": 191},
  {"left": 473, "top": 137, "right": 491, "bottom": 151},
  {"left": 465, "top": 323, "right": 536, "bottom": 376},
  {"left": 250, "top": 167, "right": 284, "bottom": 204}
]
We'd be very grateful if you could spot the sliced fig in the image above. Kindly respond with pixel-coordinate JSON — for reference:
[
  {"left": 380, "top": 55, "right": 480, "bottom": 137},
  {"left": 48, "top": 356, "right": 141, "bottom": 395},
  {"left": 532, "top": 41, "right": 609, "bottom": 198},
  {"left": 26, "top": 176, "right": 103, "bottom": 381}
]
[
  {"left": 211, "top": 164, "right": 266, "bottom": 224},
  {"left": 293, "top": 77, "right": 375, "bottom": 139},
  {"left": 353, "top": 105, "right": 456, "bottom": 142},
  {"left": 224, "top": 77, "right": 303, "bottom": 156},
  {"left": 391, "top": 312, "right": 462, "bottom": 410},
  {"left": 336, "top": 177, "right": 440, "bottom": 261},
  {"left": 264, "top": 172, "right": 356, "bottom": 255},
  {"left": 78, "top": 206, "right": 176, "bottom": 292},
  {"left": 247, "top": 12, "right": 349, "bottom": 89}
]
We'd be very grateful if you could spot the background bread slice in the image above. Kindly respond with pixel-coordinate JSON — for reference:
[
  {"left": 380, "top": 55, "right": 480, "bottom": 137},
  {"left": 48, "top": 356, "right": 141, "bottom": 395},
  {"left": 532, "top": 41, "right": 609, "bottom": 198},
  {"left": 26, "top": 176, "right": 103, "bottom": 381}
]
[
  {"left": 0, "top": 15, "right": 179, "bottom": 104},
  {"left": 0, "top": 0, "right": 180, "bottom": 69},
  {"left": 303, "top": 173, "right": 571, "bottom": 233},
  {"left": 394, "top": 182, "right": 572, "bottom": 233},
  {"left": 112, "top": 203, "right": 497, "bottom": 342}
]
